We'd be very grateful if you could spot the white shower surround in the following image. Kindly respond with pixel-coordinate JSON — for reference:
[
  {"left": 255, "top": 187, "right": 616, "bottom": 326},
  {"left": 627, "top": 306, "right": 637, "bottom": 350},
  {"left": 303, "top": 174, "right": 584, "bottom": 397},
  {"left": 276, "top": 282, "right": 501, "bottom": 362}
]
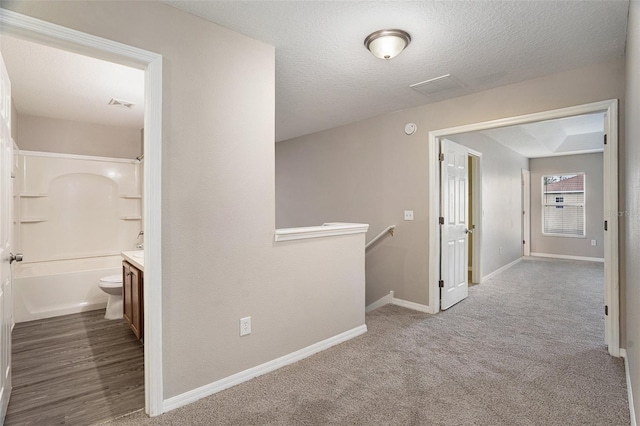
[{"left": 13, "top": 150, "right": 141, "bottom": 322}]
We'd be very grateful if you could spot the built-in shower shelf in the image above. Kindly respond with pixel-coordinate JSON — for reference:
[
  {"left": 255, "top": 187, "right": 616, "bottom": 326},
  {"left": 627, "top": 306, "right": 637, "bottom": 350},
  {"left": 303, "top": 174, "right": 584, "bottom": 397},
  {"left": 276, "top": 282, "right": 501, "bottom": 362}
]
[
  {"left": 120, "top": 216, "right": 142, "bottom": 221},
  {"left": 20, "top": 193, "right": 48, "bottom": 198},
  {"left": 120, "top": 195, "right": 142, "bottom": 199},
  {"left": 20, "top": 218, "right": 47, "bottom": 223}
]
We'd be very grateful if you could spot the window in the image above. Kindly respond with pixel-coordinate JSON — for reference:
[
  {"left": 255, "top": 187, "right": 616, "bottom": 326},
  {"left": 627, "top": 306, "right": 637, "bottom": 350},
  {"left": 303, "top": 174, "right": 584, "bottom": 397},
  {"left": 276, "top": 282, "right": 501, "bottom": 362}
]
[{"left": 542, "top": 173, "right": 585, "bottom": 237}]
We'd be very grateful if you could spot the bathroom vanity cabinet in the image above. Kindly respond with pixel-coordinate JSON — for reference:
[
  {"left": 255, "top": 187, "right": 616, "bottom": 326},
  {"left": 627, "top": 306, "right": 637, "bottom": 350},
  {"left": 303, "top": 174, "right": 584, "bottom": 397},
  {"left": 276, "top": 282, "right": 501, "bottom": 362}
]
[{"left": 123, "top": 261, "right": 144, "bottom": 341}]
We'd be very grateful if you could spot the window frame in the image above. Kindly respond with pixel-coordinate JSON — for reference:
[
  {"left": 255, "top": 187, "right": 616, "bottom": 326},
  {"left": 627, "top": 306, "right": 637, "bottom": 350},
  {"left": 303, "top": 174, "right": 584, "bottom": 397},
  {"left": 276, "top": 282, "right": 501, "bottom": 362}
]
[{"left": 541, "top": 172, "right": 586, "bottom": 238}]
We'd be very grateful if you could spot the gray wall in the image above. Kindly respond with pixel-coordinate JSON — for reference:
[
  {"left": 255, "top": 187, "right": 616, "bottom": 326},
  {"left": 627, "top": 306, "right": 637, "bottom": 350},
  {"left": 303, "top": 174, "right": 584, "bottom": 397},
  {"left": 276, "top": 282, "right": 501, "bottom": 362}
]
[
  {"left": 277, "top": 58, "right": 625, "bottom": 310},
  {"left": 530, "top": 153, "right": 604, "bottom": 259},
  {"left": 625, "top": 0, "right": 640, "bottom": 419},
  {"left": 15, "top": 113, "right": 142, "bottom": 158},
  {"left": 446, "top": 133, "right": 529, "bottom": 278}
]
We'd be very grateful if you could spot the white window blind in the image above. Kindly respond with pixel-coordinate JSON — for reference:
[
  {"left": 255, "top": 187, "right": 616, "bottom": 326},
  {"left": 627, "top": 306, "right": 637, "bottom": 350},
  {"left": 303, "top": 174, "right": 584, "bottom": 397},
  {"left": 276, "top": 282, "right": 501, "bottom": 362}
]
[{"left": 542, "top": 173, "right": 585, "bottom": 237}]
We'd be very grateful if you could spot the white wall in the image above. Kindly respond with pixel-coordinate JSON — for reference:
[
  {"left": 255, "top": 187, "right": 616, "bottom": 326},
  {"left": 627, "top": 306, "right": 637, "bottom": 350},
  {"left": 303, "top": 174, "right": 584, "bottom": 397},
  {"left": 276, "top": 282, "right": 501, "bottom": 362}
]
[
  {"left": 16, "top": 113, "right": 142, "bottom": 158},
  {"left": 530, "top": 153, "right": 604, "bottom": 259},
  {"left": 2, "top": 0, "right": 367, "bottom": 404},
  {"left": 446, "top": 133, "right": 529, "bottom": 277},
  {"left": 277, "top": 58, "right": 625, "bottom": 310},
  {"left": 625, "top": 0, "right": 640, "bottom": 420}
]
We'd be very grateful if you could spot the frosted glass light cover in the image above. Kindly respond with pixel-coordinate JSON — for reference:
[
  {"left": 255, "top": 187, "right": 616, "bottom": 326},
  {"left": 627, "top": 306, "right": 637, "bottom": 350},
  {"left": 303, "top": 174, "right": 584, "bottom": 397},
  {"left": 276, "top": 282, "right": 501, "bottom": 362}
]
[{"left": 365, "top": 29, "right": 411, "bottom": 60}]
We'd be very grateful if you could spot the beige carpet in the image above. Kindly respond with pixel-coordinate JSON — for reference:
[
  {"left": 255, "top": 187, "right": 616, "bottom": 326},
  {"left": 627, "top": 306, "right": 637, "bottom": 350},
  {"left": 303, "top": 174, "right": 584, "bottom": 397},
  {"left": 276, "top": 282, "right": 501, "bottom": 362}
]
[{"left": 107, "top": 258, "right": 629, "bottom": 425}]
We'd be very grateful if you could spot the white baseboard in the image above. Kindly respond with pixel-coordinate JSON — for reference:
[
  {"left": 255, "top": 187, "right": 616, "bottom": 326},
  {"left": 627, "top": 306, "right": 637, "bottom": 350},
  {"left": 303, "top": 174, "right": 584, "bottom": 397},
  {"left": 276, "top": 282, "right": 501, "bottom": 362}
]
[
  {"left": 392, "top": 296, "right": 431, "bottom": 313},
  {"left": 621, "top": 349, "right": 637, "bottom": 426},
  {"left": 366, "top": 291, "right": 394, "bottom": 313},
  {"left": 482, "top": 257, "right": 523, "bottom": 282},
  {"left": 162, "top": 324, "right": 368, "bottom": 413},
  {"left": 366, "top": 290, "right": 433, "bottom": 314},
  {"left": 529, "top": 252, "right": 604, "bottom": 263}
]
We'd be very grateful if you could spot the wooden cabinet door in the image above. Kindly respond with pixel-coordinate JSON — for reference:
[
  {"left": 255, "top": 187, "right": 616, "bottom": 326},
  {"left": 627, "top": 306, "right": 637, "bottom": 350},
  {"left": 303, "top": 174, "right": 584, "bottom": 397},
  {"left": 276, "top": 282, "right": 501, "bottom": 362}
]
[
  {"left": 130, "top": 266, "right": 142, "bottom": 340},
  {"left": 122, "top": 260, "right": 143, "bottom": 341},
  {"left": 123, "top": 262, "right": 133, "bottom": 326}
]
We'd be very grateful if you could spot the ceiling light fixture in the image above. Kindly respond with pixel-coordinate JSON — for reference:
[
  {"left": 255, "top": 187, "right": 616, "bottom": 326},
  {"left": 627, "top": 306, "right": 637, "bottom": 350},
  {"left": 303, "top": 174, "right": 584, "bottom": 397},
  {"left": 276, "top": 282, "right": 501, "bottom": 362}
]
[{"left": 364, "top": 29, "right": 411, "bottom": 60}]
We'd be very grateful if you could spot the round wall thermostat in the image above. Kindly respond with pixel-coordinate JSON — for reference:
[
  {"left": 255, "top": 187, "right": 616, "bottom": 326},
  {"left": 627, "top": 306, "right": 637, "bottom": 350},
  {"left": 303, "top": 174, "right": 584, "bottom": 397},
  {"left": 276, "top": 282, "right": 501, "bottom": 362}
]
[{"left": 404, "top": 123, "right": 417, "bottom": 135}]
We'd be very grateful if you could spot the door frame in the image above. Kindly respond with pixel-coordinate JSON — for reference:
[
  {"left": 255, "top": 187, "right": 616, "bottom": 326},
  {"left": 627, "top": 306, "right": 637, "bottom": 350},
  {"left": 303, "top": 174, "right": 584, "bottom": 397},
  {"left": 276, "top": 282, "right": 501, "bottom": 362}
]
[
  {"left": 468, "top": 150, "right": 483, "bottom": 284},
  {"left": 0, "top": 9, "right": 165, "bottom": 414},
  {"left": 428, "top": 99, "right": 619, "bottom": 357},
  {"left": 522, "top": 169, "right": 531, "bottom": 256}
]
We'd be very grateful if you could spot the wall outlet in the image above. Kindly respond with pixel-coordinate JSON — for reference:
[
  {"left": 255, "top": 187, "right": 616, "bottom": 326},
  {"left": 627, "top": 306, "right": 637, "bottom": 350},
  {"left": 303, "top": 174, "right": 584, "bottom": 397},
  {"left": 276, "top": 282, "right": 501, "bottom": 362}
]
[
  {"left": 240, "top": 316, "right": 251, "bottom": 336},
  {"left": 499, "top": 246, "right": 502, "bottom": 255},
  {"left": 404, "top": 210, "right": 414, "bottom": 221},
  {"left": 591, "top": 239, "right": 597, "bottom": 246}
]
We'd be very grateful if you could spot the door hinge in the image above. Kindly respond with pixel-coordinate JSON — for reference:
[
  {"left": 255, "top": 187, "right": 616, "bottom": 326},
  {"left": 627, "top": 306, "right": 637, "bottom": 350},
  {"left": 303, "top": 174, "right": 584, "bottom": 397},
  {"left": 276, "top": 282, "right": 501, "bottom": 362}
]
[
  {"left": 439, "top": 280, "right": 444, "bottom": 288},
  {"left": 604, "top": 134, "right": 607, "bottom": 145},
  {"left": 439, "top": 152, "right": 444, "bottom": 162},
  {"left": 439, "top": 217, "right": 444, "bottom": 225},
  {"left": 605, "top": 305, "right": 608, "bottom": 316},
  {"left": 604, "top": 220, "right": 608, "bottom": 231}
]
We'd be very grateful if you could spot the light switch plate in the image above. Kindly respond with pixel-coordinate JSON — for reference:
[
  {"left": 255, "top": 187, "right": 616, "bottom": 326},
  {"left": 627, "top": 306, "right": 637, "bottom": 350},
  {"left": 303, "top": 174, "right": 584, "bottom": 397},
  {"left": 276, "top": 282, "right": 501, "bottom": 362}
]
[
  {"left": 591, "top": 240, "right": 597, "bottom": 246},
  {"left": 404, "top": 210, "right": 414, "bottom": 221}
]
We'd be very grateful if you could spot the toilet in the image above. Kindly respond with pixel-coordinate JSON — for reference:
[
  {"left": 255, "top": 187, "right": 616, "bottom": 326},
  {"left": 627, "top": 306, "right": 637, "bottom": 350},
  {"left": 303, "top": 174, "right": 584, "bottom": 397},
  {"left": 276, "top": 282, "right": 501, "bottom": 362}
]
[{"left": 99, "top": 274, "right": 123, "bottom": 320}]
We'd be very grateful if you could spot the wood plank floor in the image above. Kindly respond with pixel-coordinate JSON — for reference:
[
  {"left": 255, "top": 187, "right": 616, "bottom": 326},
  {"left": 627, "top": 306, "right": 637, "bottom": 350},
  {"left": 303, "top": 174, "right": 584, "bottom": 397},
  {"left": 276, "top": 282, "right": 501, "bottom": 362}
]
[{"left": 5, "top": 310, "right": 144, "bottom": 425}]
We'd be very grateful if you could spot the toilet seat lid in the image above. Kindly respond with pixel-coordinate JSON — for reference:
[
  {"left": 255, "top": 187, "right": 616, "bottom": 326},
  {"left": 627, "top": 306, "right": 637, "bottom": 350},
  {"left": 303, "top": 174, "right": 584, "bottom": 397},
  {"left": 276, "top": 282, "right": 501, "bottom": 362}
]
[{"left": 100, "top": 274, "right": 122, "bottom": 284}]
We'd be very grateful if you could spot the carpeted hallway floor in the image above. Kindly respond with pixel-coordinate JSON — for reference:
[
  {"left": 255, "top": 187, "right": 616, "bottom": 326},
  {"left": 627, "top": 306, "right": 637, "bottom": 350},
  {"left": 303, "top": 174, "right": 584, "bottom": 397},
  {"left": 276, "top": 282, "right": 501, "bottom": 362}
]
[{"left": 107, "top": 258, "right": 629, "bottom": 425}]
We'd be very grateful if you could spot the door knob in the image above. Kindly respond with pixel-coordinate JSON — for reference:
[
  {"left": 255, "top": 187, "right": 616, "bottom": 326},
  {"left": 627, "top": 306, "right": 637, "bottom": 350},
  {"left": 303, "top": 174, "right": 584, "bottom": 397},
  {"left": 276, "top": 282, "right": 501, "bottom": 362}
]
[
  {"left": 9, "top": 252, "right": 23, "bottom": 264},
  {"left": 465, "top": 228, "right": 473, "bottom": 234}
]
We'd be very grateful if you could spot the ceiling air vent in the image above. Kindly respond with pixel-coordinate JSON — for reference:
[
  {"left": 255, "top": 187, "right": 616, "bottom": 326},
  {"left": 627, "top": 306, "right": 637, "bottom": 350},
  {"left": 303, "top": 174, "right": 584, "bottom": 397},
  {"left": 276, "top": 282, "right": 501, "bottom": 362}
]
[
  {"left": 409, "top": 74, "right": 465, "bottom": 96},
  {"left": 108, "top": 98, "right": 135, "bottom": 109}
]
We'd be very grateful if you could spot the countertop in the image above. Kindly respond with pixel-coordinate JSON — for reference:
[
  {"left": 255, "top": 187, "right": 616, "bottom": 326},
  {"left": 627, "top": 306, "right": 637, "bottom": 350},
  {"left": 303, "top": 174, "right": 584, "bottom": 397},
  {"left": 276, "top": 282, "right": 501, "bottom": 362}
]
[{"left": 121, "top": 250, "right": 144, "bottom": 271}]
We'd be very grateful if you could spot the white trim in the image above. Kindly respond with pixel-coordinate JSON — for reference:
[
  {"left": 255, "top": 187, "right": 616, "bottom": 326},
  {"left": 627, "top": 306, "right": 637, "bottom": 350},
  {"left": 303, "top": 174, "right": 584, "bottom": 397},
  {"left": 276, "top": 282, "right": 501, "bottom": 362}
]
[
  {"left": 365, "top": 291, "right": 433, "bottom": 314},
  {"left": 620, "top": 349, "right": 637, "bottom": 426},
  {"left": 0, "top": 9, "right": 165, "bottom": 416},
  {"left": 143, "top": 49, "right": 163, "bottom": 419},
  {"left": 522, "top": 169, "right": 531, "bottom": 257},
  {"left": 428, "top": 133, "right": 440, "bottom": 312},
  {"left": 529, "top": 252, "right": 604, "bottom": 263},
  {"left": 365, "top": 291, "right": 394, "bottom": 313},
  {"left": 603, "top": 102, "right": 620, "bottom": 357},
  {"left": 428, "top": 99, "right": 619, "bottom": 358},
  {"left": 392, "top": 297, "right": 431, "bottom": 314},
  {"left": 275, "top": 223, "right": 369, "bottom": 242},
  {"left": 18, "top": 150, "right": 139, "bottom": 164},
  {"left": 0, "top": 9, "right": 158, "bottom": 66},
  {"left": 481, "top": 257, "right": 523, "bottom": 282},
  {"left": 162, "top": 324, "right": 368, "bottom": 413}
]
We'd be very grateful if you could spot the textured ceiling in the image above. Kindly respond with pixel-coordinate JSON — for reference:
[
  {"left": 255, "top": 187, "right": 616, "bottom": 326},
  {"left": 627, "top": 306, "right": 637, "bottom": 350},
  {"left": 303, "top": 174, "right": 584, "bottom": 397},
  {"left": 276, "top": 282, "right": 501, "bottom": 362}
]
[
  {"left": 1, "top": 35, "right": 144, "bottom": 129},
  {"left": 165, "top": 0, "right": 629, "bottom": 142},
  {"left": 476, "top": 112, "right": 605, "bottom": 158}
]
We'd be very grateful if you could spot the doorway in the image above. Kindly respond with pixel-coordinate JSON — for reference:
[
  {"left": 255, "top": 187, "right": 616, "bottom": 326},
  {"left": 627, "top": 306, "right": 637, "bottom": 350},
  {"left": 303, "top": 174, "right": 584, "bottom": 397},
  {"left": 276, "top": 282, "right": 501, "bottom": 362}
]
[
  {"left": 438, "top": 139, "right": 482, "bottom": 311},
  {"left": 0, "top": 9, "right": 164, "bottom": 416},
  {"left": 428, "top": 100, "right": 619, "bottom": 357}
]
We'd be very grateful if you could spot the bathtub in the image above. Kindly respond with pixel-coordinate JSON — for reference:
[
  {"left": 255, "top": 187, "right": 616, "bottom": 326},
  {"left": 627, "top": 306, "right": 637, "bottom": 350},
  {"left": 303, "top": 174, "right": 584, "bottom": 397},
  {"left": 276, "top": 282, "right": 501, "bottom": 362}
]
[{"left": 13, "top": 255, "right": 122, "bottom": 323}]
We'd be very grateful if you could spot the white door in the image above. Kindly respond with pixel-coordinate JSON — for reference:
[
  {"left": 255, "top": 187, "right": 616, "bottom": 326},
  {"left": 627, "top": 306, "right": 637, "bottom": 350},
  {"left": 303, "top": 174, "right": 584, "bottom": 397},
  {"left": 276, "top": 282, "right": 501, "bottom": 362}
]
[
  {"left": 0, "top": 52, "right": 14, "bottom": 422},
  {"left": 440, "top": 139, "right": 470, "bottom": 310},
  {"left": 522, "top": 169, "right": 531, "bottom": 256}
]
